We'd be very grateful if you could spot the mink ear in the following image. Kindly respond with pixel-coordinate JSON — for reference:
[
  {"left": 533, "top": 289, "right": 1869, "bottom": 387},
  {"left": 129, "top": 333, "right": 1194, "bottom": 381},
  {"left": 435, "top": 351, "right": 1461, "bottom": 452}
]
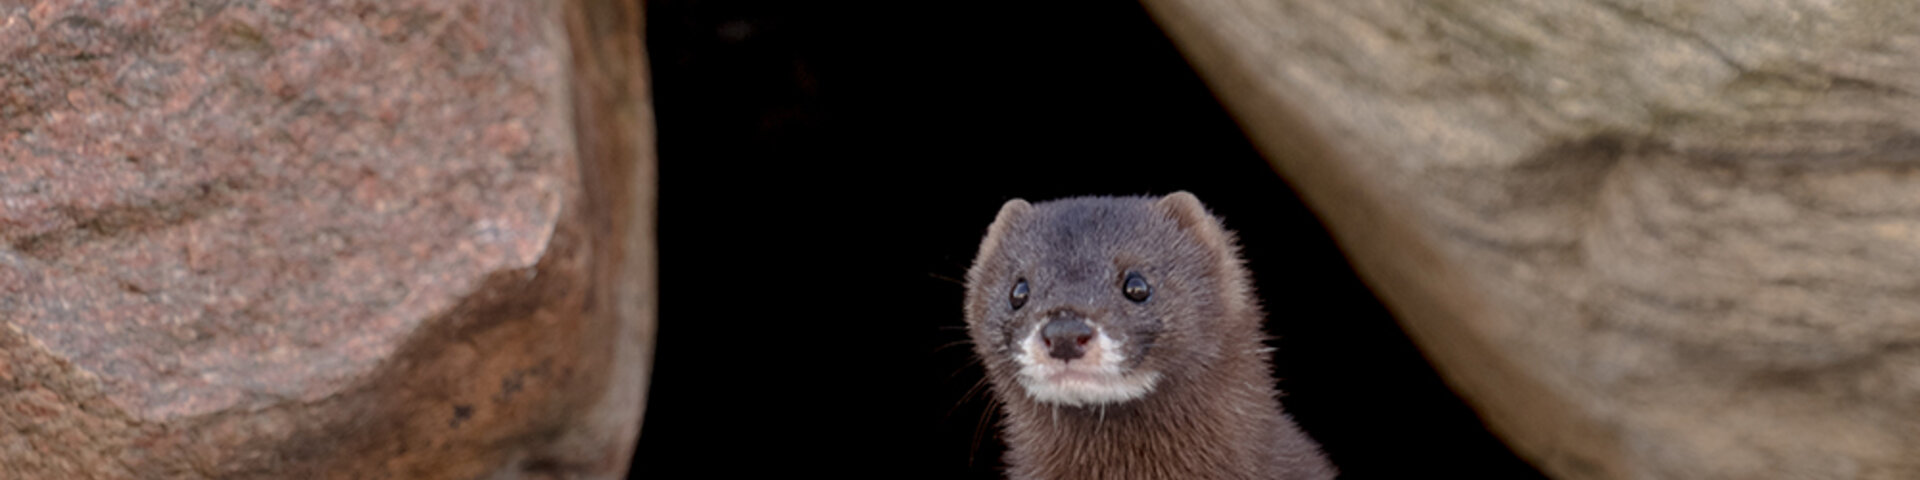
[
  {"left": 977, "top": 198, "right": 1032, "bottom": 261},
  {"left": 1156, "top": 191, "right": 1232, "bottom": 248},
  {"left": 992, "top": 198, "right": 1032, "bottom": 229}
]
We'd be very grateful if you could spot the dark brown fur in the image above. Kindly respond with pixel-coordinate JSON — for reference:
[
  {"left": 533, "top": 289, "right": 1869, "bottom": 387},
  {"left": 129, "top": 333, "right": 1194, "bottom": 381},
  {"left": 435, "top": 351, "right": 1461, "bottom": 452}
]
[{"left": 964, "top": 192, "right": 1335, "bottom": 480}]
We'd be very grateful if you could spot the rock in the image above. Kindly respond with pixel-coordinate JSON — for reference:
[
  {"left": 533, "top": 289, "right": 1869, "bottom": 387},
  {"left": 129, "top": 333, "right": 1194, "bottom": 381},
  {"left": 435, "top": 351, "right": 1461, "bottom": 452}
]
[
  {"left": 1137, "top": 1, "right": 1920, "bottom": 478},
  {"left": 0, "top": 0, "right": 655, "bottom": 478}
]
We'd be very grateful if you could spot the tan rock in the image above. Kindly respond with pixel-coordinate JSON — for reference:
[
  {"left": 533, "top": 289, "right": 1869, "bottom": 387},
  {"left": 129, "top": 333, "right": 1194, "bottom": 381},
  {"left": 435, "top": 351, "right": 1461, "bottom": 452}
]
[
  {"left": 1138, "top": 1, "right": 1920, "bottom": 478},
  {"left": 0, "top": 0, "right": 655, "bottom": 478}
]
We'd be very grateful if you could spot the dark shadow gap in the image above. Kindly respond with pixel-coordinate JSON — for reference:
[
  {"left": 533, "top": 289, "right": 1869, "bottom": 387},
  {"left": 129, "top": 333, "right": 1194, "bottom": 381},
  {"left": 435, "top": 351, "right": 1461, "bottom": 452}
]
[{"left": 635, "top": 1, "right": 1548, "bottom": 478}]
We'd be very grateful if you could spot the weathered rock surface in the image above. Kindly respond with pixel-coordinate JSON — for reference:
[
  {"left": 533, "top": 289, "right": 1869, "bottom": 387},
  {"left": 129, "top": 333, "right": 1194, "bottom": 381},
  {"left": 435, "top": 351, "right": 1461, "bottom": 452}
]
[
  {"left": 1139, "top": 1, "right": 1920, "bottom": 478},
  {"left": 1, "top": 0, "right": 655, "bottom": 477}
]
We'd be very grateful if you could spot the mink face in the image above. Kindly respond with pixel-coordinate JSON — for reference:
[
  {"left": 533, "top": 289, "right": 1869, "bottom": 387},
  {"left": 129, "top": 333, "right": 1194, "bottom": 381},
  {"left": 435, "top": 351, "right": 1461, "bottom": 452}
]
[
  {"left": 964, "top": 195, "right": 1244, "bottom": 407},
  {"left": 963, "top": 193, "right": 1335, "bottom": 480}
]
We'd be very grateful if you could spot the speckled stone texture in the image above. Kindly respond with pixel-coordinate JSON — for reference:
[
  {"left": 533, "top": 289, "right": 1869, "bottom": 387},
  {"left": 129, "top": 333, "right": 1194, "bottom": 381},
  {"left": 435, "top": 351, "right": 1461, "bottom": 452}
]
[
  {"left": 1, "top": 0, "right": 655, "bottom": 477},
  {"left": 1139, "top": 1, "right": 1920, "bottom": 479}
]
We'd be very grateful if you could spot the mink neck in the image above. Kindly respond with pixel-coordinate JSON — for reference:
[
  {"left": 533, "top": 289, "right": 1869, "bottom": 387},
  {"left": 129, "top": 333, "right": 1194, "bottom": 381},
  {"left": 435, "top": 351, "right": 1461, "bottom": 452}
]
[{"left": 1000, "top": 354, "right": 1282, "bottom": 479}]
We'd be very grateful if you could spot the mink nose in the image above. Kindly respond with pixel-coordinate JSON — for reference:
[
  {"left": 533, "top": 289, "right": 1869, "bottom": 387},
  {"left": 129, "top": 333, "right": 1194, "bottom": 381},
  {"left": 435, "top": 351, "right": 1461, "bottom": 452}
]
[{"left": 1041, "top": 317, "right": 1095, "bottom": 361}]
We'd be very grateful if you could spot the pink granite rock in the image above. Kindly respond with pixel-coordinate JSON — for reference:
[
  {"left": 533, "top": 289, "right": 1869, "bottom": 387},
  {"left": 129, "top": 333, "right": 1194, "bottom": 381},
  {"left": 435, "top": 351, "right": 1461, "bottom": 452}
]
[{"left": 1, "top": 0, "right": 654, "bottom": 478}]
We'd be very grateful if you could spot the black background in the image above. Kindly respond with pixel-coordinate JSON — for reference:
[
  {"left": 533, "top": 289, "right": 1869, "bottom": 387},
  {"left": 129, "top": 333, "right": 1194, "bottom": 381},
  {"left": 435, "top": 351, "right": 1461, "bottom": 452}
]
[{"left": 633, "top": 0, "right": 1547, "bottom": 478}]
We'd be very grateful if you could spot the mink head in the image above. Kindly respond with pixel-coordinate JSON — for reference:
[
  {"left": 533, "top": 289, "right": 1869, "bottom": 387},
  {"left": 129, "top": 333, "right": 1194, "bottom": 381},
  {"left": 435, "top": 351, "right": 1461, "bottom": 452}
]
[{"left": 963, "top": 192, "right": 1256, "bottom": 407}]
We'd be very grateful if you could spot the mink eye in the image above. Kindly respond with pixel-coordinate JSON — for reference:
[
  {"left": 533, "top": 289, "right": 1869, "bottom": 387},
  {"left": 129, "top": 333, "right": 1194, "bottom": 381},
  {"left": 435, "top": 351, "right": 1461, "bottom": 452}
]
[
  {"left": 1009, "top": 278, "right": 1030, "bottom": 309},
  {"left": 1122, "top": 272, "right": 1151, "bottom": 302}
]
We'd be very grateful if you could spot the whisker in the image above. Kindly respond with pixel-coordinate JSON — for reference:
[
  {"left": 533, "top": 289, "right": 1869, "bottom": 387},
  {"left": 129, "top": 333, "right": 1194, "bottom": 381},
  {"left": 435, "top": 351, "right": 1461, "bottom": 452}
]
[
  {"left": 928, "top": 271, "right": 966, "bottom": 286},
  {"left": 955, "top": 374, "right": 993, "bottom": 409},
  {"left": 948, "top": 356, "right": 984, "bottom": 379},
  {"left": 933, "top": 338, "right": 975, "bottom": 354},
  {"left": 969, "top": 395, "right": 1001, "bottom": 467}
]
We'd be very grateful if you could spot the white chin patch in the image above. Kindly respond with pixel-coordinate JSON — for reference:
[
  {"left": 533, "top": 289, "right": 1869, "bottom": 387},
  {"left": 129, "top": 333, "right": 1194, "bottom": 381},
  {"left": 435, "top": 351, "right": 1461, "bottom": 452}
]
[{"left": 1013, "top": 323, "right": 1161, "bottom": 406}]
